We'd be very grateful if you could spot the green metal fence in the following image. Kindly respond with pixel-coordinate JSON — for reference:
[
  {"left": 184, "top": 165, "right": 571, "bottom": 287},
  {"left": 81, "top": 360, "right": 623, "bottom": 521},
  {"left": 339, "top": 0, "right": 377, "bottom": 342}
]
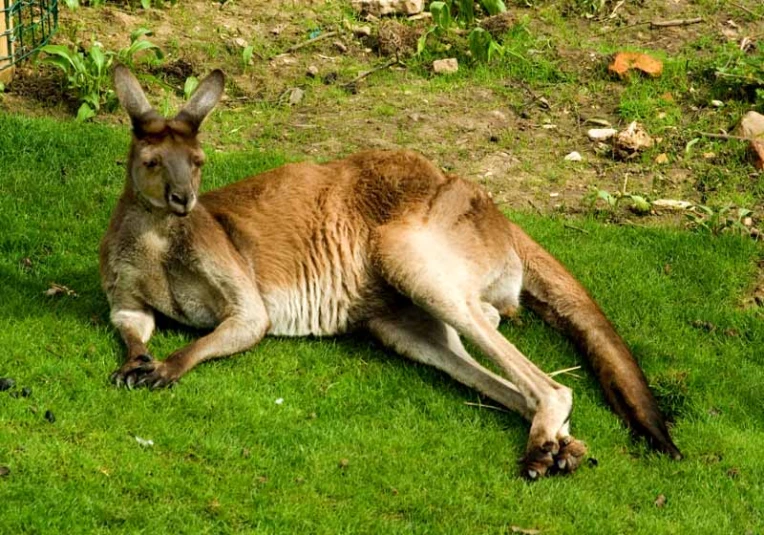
[{"left": 1, "top": 0, "right": 58, "bottom": 72}]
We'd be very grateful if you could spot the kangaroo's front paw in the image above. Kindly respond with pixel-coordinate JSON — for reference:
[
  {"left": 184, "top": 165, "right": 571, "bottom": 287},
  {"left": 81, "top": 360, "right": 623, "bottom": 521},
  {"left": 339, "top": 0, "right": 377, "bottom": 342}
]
[{"left": 111, "top": 355, "right": 181, "bottom": 389}]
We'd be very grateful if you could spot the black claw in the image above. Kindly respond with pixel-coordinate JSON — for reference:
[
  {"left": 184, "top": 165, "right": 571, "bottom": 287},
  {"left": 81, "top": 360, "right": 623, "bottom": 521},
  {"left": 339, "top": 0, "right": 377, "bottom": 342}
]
[{"left": 136, "top": 354, "right": 153, "bottom": 363}]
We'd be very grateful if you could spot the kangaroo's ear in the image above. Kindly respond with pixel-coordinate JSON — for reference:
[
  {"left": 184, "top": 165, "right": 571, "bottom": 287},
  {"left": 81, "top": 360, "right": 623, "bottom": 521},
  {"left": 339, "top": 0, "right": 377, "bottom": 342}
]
[
  {"left": 113, "top": 64, "right": 159, "bottom": 129},
  {"left": 175, "top": 69, "right": 225, "bottom": 131}
]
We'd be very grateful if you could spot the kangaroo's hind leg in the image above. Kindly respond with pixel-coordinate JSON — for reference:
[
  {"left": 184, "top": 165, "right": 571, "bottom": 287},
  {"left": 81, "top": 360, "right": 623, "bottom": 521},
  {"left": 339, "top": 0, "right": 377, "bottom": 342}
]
[
  {"left": 368, "top": 303, "right": 533, "bottom": 422},
  {"left": 373, "top": 221, "right": 586, "bottom": 478}
]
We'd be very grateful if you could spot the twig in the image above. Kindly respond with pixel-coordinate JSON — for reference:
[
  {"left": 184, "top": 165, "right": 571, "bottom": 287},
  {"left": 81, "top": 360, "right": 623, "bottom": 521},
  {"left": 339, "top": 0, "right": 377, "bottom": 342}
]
[
  {"left": 564, "top": 223, "right": 590, "bottom": 234},
  {"left": 526, "top": 199, "right": 543, "bottom": 215},
  {"left": 464, "top": 401, "right": 510, "bottom": 413},
  {"left": 284, "top": 31, "right": 339, "bottom": 53},
  {"left": 45, "top": 346, "right": 64, "bottom": 359},
  {"left": 602, "top": 17, "right": 702, "bottom": 33},
  {"left": 650, "top": 17, "right": 703, "bottom": 28},
  {"left": 607, "top": 0, "right": 626, "bottom": 20},
  {"left": 343, "top": 58, "right": 402, "bottom": 89},
  {"left": 696, "top": 131, "right": 759, "bottom": 142},
  {"left": 548, "top": 366, "right": 582, "bottom": 378},
  {"left": 730, "top": 2, "right": 763, "bottom": 19}
]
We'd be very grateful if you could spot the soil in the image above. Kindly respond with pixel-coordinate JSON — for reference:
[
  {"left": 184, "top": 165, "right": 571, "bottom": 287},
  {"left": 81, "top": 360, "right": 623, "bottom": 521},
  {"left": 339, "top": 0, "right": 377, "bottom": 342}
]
[{"left": 1, "top": 0, "right": 762, "bottom": 218}]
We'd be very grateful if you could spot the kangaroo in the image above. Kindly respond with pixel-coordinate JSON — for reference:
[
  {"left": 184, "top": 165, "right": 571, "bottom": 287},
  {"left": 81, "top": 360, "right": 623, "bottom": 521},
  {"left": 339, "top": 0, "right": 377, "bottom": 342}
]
[{"left": 102, "top": 66, "right": 681, "bottom": 479}]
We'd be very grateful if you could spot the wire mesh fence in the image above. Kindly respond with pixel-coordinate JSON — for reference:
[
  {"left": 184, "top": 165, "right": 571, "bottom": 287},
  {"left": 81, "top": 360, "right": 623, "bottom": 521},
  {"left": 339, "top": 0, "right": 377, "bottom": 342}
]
[{"left": 1, "top": 0, "right": 58, "bottom": 73}]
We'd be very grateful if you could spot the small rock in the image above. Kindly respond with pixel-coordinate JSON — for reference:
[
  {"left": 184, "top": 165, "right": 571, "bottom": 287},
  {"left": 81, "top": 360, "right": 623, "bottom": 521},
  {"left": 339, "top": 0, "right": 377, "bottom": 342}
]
[
  {"left": 0, "top": 377, "right": 15, "bottom": 391},
  {"left": 134, "top": 436, "right": 154, "bottom": 447},
  {"left": 333, "top": 40, "right": 348, "bottom": 53},
  {"left": 350, "top": 0, "right": 424, "bottom": 16},
  {"left": 702, "top": 152, "right": 716, "bottom": 160},
  {"left": 710, "top": 99, "right": 724, "bottom": 108},
  {"left": 654, "top": 494, "right": 667, "bottom": 508},
  {"left": 233, "top": 37, "right": 248, "bottom": 49},
  {"left": 737, "top": 111, "right": 764, "bottom": 169},
  {"left": 44, "top": 410, "right": 56, "bottom": 423},
  {"left": 652, "top": 199, "right": 693, "bottom": 210},
  {"left": 408, "top": 112, "right": 423, "bottom": 122},
  {"left": 352, "top": 25, "right": 372, "bottom": 37},
  {"left": 0, "top": 466, "right": 9, "bottom": 477},
  {"left": 287, "top": 88, "right": 304, "bottom": 105},
  {"left": 587, "top": 128, "right": 617, "bottom": 141},
  {"left": 655, "top": 153, "right": 669, "bottom": 164},
  {"left": 510, "top": 527, "right": 540, "bottom": 535},
  {"left": 743, "top": 216, "right": 753, "bottom": 227},
  {"left": 306, "top": 65, "right": 319, "bottom": 78},
  {"left": 564, "top": 151, "right": 583, "bottom": 162},
  {"left": 489, "top": 110, "right": 507, "bottom": 122},
  {"left": 614, "top": 121, "right": 653, "bottom": 159},
  {"left": 432, "top": 58, "right": 458, "bottom": 74},
  {"left": 275, "top": 397, "right": 284, "bottom": 405}
]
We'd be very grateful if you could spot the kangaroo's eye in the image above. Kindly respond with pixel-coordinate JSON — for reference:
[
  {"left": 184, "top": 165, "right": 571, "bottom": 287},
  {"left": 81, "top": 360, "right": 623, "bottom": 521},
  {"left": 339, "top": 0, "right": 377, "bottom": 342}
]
[{"left": 144, "top": 159, "right": 159, "bottom": 169}]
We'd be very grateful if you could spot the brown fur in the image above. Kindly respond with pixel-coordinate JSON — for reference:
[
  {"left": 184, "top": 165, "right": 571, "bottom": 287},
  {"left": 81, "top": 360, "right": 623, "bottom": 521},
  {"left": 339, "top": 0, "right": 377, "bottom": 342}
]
[{"left": 102, "top": 66, "right": 681, "bottom": 479}]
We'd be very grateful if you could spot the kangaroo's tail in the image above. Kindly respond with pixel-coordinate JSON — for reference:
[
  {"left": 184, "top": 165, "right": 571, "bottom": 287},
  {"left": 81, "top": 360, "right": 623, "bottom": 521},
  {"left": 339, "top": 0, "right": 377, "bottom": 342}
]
[{"left": 510, "top": 224, "right": 682, "bottom": 459}]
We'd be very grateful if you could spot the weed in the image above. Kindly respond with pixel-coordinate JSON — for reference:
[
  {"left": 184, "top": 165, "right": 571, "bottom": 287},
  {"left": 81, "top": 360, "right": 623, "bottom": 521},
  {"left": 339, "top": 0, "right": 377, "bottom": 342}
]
[
  {"left": 241, "top": 45, "right": 255, "bottom": 71},
  {"left": 685, "top": 205, "right": 755, "bottom": 237},
  {"left": 39, "top": 29, "right": 162, "bottom": 120},
  {"left": 417, "top": 1, "right": 509, "bottom": 64},
  {"left": 183, "top": 76, "right": 199, "bottom": 100},
  {"left": 585, "top": 187, "right": 652, "bottom": 215},
  {"left": 709, "top": 40, "right": 764, "bottom": 105}
]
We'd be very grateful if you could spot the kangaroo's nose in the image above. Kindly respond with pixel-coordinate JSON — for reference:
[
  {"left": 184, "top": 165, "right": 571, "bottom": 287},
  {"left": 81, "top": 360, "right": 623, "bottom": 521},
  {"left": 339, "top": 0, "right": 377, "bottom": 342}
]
[{"left": 167, "top": 192, "right": 195, "bottom": 216}]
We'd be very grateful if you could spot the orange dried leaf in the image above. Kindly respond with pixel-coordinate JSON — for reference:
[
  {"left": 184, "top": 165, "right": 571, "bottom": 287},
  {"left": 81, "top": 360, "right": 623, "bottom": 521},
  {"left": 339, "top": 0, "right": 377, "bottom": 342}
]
[{"left": 609, "top": 52, "right": 663, "bottom": 78}]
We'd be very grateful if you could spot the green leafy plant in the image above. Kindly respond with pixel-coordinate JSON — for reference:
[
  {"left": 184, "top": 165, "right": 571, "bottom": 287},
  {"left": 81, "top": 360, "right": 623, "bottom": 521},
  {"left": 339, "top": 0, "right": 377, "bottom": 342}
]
[
  {"left": 117, "top": 27, "right": 164, "bottom": 68},
  {"left": 417, "top": 0, "right": 508, "bottom": 63},
  {"left": 242, "top": 45, "right": 254, "bottom": 70},
  {"left": 40, "top": 43, "right": 112, "bottom": 120},
  {"left": 711, "top": 41, "right": 764, "bottom": 104},
  {"left": 585, "top": 187, "right": 652, "bottom": 215},
  {"left": 685, "top": 205, "right": 755, "bottom": 236},
  {"left": 183, "top": 76, "right": 199, "bottom": 100},
  {"left": 40, "top": 29, "right": 162, "bottom": 120}
]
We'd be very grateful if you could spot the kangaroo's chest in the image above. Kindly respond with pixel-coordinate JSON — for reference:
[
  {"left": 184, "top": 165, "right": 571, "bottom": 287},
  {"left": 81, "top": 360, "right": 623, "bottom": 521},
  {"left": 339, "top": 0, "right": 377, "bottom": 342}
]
[{"left": 128, "top": 230, "right": 221, "bottom": 328}]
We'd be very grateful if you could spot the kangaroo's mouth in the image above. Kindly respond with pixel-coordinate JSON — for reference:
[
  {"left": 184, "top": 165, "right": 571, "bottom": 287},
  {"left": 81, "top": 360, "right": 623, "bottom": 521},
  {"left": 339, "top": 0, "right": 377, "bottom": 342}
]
[{"left": 166, "top": 191, "right": 196, "bottom": 216}]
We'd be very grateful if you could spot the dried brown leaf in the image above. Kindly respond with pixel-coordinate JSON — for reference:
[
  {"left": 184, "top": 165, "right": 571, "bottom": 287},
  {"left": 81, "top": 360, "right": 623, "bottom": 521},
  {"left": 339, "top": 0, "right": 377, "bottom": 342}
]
[
  {"left": 609, "top": 52, "right": 663, "bottom": 78},
  {"left": 44, "top": 283, "right": 78, "bottom": 298}
]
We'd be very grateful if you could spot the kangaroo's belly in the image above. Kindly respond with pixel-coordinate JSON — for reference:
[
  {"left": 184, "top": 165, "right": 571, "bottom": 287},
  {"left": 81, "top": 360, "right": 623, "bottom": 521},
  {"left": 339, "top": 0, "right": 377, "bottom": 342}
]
[
  {"left": 260, "top": 242, "right": 376, "bottom": 337},
  {"left": 263, "top": 282, "right": 358, "bottom": 337}
]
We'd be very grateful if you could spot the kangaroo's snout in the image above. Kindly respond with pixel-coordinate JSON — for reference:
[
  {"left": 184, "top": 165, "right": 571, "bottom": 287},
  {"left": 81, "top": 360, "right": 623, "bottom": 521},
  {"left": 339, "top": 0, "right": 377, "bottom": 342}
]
[{"left": 167, "top": 190, "right": 196, "bottom": 216}]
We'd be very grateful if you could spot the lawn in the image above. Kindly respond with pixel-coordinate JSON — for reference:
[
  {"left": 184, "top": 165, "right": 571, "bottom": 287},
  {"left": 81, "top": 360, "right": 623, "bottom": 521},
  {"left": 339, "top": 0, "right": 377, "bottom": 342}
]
[{"left": 0, "top": 113, "right": 763, "bottom": 534}]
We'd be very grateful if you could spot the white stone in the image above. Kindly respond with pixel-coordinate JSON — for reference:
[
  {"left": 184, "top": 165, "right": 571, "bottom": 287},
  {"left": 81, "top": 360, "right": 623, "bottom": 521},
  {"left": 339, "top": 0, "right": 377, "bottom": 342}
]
[
  {"left": 587, "top": 128, "right": 617, "bottom": 141},
  {"left": 564, "top": 151, "right": 583, "bottom": 161},
  {"left": 350, "top": 0, "right": 424, "bottom": 16},
  {"left": 433, "top": 58, "right": 458, "bottom": 74}
]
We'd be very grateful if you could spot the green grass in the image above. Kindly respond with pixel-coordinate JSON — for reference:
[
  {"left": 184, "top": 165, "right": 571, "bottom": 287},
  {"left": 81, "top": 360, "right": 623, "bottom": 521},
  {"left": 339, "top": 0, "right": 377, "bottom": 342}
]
[{"left": 1, "top": 113, "right": 763, "bottom": 533}]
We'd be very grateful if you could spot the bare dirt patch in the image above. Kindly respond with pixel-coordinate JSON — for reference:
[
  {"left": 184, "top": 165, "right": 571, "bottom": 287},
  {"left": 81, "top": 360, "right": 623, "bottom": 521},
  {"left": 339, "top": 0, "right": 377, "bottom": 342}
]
[{"left": 2, "top": 0, "right": 762, "bottom": 217}]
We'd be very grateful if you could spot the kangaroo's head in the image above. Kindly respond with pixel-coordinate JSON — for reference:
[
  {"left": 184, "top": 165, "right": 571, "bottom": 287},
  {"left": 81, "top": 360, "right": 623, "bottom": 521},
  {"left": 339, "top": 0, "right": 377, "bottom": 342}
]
[{"left": 114, "top": 65, "right": 225, "bottom": 217}]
